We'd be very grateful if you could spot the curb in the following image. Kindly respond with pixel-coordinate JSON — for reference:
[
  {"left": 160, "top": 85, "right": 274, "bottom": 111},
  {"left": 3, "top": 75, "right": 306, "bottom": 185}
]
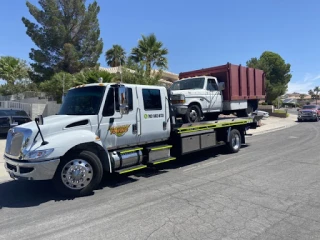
[{"left": 247, "top": 122, "right": 298, "bottom": 136}]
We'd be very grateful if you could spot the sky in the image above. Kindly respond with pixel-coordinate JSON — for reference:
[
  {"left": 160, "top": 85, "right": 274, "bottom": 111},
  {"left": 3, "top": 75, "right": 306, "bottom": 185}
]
[{"left": 0, "top": 0, "right": 320, "bottom": 94}]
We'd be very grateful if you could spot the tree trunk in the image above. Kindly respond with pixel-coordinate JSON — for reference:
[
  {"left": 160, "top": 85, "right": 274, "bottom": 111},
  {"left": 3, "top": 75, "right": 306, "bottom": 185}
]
[{"left": 146, "top": 62, "right": 151, "bottom": 78}]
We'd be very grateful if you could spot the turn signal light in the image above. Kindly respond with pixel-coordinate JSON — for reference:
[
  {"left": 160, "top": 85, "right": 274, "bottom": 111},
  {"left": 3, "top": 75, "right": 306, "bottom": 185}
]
[{"left": 171, "top": 100, "right": 185, "bottom": 104}]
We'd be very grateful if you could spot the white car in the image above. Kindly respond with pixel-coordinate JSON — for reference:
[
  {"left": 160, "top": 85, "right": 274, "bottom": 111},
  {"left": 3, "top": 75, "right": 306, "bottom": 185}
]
[{"left": 252, "top": 110, "right": 269, "bottom": 119}]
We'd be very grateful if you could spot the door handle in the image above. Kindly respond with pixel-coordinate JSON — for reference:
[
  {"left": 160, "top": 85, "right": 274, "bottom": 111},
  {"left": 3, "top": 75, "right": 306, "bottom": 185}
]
[{"left": 132, "top": 124, "right": 137, "bottom": 134}]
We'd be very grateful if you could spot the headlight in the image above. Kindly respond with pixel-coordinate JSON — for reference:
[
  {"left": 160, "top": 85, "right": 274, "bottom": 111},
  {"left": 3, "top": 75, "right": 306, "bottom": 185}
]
[
  {"left": 25, "top": 149, "right": 54, "bottom": 160},
  {"left": 171, "top": 94, "right": 186, "bottom": 104}
]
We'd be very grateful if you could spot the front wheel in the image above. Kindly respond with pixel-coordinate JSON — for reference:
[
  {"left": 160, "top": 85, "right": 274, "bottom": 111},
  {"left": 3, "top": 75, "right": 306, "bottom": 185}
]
[
  {"left": 53, "top": 150, "right": 103, "bottom": 197},
  {"left": 183, "top": 105, "right": 202, "bottom": 123},
  {"left": 226, "top": 129, "right": 241, "bottom": 153}
]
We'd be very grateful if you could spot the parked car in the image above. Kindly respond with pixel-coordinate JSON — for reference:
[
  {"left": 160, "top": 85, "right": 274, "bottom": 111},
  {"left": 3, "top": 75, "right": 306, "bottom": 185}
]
[
  {"left": 297, "top": 105, "right": 320, "bottom": 122},
  {"left": 252, "top": 110, "right": 269, "bottom": 119},
  {"left": 0, "top": 108, "right": 32, "bottom": 134}
]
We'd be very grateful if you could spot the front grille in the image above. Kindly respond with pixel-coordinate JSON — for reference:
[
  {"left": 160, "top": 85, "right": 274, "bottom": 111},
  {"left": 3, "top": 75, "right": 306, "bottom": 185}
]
[
  {"left": 5, "top": 127, "right": 33, "bottom": 159},
  {"left": 7, "top": 132, "right": 24, "bottom": 156}
]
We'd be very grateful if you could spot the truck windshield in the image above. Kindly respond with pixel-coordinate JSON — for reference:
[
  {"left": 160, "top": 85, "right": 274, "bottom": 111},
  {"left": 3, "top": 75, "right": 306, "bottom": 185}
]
[
  {"left": 171, "top": 77, "right": 205, "bottom": 90},
  {"left": 58, "top": 86, "right": 106, "bottom": 115}
]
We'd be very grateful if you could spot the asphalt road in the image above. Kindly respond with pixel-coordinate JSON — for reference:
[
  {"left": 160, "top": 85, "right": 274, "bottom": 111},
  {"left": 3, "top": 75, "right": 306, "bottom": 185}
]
[{"left": 1, "top": 121, "right": 320, "bottom": 240}]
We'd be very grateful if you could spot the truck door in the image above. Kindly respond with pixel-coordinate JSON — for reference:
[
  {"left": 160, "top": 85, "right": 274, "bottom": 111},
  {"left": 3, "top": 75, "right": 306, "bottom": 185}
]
[
  {"left": 206, "top": 78, "right": 222, "bottom": 112},
  {"left": 99, "top": 85, "right": 139, "bottom": 150},
  {"left": 137, "top": 87, "right": 171, "bottom": 143}
]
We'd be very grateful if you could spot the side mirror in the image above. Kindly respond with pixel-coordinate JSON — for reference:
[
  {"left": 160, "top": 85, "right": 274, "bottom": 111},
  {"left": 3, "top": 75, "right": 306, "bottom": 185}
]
[
  {"left": 35, "top": 115, "right": 44, "bottom": 125},
  {"left": 118, "top": 85, "right": 129, "bottom": 115},
  {"left": 218, "top": 82, "right": 225, "bottom": 91}
]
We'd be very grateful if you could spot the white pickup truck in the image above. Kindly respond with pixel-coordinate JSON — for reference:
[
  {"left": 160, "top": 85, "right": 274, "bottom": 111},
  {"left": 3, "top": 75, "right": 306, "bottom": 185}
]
[{"left": 171, "top": 63, "right": 266, "bottom": 123}]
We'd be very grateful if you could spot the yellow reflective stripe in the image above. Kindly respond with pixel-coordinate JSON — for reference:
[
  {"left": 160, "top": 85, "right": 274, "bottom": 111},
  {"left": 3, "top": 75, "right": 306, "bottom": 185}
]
[
  {"left": 119, "top": 148, "right": 143, "bottom": 154},
  {"left": 153, "top": 157, "right": 176, "bottom": 165},
  {"left": 150, "top": 145, "right": 172, "bottom": 151},
  {"left": 119, "top": 165, "right": 147, "bottom": 174}
]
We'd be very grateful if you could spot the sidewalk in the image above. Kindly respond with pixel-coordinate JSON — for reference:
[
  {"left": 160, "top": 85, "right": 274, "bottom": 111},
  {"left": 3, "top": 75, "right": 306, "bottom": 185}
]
[{"left": 246, "top": 114, "right": 298, "bottom": 136}]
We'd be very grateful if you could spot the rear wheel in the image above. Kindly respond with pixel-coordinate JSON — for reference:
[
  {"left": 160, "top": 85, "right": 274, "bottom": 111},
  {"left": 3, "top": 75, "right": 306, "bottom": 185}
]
[
  {"left": 226, "top": 129, "right": 241, "bottom": 153},
  {"left": 183, "top": 104, "right": 202, "bottom": 123},
  {"left": 53, "top": 150, "right": 103, "bottom": 197}
]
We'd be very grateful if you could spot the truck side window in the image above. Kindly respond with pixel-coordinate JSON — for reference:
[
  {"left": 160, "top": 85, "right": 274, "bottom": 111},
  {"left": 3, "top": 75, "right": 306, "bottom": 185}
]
[
  {"left": 103, "top": 87, "right": 134, "bottom": 116},
  {"left": 102, "top": 88, "right": 115, "bottom": 116},
  {"left": 207, "top": 79, "right": 218, "bottom": 91},
  {"left": 142, "top": 89, "right": 162, "bottom": 110},
  {"left": 115, "top": 87, "right": 133, "bottom": 111}
]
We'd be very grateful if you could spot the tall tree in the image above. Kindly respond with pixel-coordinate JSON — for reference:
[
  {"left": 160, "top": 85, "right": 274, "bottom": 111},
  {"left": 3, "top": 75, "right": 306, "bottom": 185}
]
[
  {"left": 22, "top": 0, "right": 103, "bottom": 83},
  {"left": 129, "top": 33, "right": 168, "bottom": 77},
  {"left": 105, "top": 45, "right": 126, "bottom": 67},
  {"left": 0, "top": 56, "right": 29, "bottom": 87},
  {"left": 246, "top": 51, "right": 292, "bottom": 104}
]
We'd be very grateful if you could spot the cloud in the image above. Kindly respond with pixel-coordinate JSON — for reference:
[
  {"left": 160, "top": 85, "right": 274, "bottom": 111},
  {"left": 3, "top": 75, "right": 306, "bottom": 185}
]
[
  {"left": 303, "top": 73, "right": 320, "bottom": 82},
  {"left": 288, "top": 82, "right": 315, "bottom": 94},
  {"left": 288, "top": 73, "right": 320, "bottom": 94}
]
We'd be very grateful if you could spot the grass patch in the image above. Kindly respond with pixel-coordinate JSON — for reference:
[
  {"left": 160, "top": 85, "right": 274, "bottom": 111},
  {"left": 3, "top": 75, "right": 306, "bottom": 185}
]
[{"left": 274, "top": 109, "right": 287, "bottom": 114}]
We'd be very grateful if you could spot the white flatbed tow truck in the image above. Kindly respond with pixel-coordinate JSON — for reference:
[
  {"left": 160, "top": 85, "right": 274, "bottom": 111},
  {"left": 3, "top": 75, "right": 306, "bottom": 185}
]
[{"left": 3, "top": 83, "right": 259, "bottom": 197}]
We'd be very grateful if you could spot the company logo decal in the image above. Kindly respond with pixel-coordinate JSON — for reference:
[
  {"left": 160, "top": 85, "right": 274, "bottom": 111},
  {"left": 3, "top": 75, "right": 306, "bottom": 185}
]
[{"left": 110, "top": 124, "right": 131, "bottom": 137}]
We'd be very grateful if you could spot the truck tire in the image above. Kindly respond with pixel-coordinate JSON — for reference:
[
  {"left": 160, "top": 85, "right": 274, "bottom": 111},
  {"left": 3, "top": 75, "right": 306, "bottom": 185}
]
[
  {"left": 183, "top": 104, "right": 201, "bottom": 123},
  {"left": 226, "top": 129, "right": 241, "bottom": 153},
  {"left": 53, "top": 150, "right": 103, "bottom": 197}
]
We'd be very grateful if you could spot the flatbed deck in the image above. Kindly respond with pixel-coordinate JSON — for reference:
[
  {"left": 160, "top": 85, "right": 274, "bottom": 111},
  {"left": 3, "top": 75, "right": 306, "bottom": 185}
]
[{"left": 173, "top": 116, "right": 260, "bottom": 134}]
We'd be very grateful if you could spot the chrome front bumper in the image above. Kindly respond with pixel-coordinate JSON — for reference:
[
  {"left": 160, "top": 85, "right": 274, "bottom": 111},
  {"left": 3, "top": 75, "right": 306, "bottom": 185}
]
[
  {"left": 172, "top": 105, "right": 188, "bottom": 115},
  {"left": 4, "top": 156, "right": 60, "bottom": 180}
]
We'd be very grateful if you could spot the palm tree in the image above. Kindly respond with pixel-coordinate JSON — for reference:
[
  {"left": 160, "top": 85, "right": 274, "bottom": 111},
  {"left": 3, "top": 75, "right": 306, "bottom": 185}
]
[
  {"left": 105, "top": 45, "right": 126, "bottom": 67},
  {"left": 129, "top": 33, "right": 168, "bottom": 77},
  {"left": 314, "top": 86, "right": 320, "bottom": 104},
  {"left": 0, "top": 56, "right": 29, "bottom": 87}
]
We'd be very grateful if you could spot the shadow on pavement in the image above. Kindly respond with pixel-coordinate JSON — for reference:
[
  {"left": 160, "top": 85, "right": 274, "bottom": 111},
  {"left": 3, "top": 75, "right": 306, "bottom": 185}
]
[
  {"left": 0, "top": 144, "right": 250, "bottom": 209},
  {"left": 0, "top": 180, "right": 72, "bottom": 209}
]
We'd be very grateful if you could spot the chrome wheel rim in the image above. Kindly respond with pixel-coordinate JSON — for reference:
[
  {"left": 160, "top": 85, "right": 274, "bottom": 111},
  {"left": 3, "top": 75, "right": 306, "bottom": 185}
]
[
  {"left": 189, "top": 109, "right": 198, "bottom": 121},
  {"left": 232, "top": 134, "right": 240, "bottom": 150},
  {"left": 61, "top": 159, "right": 93, "bottom": 190}
]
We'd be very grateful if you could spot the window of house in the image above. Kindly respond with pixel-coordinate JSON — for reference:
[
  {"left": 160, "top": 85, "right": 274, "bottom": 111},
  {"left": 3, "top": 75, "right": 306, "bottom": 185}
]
[
  {"left": 103, "top": 87, "right": 133, "bottom": 116},
  {"left": 142, "top": 89, "right": 162, "bottom": 110}
]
